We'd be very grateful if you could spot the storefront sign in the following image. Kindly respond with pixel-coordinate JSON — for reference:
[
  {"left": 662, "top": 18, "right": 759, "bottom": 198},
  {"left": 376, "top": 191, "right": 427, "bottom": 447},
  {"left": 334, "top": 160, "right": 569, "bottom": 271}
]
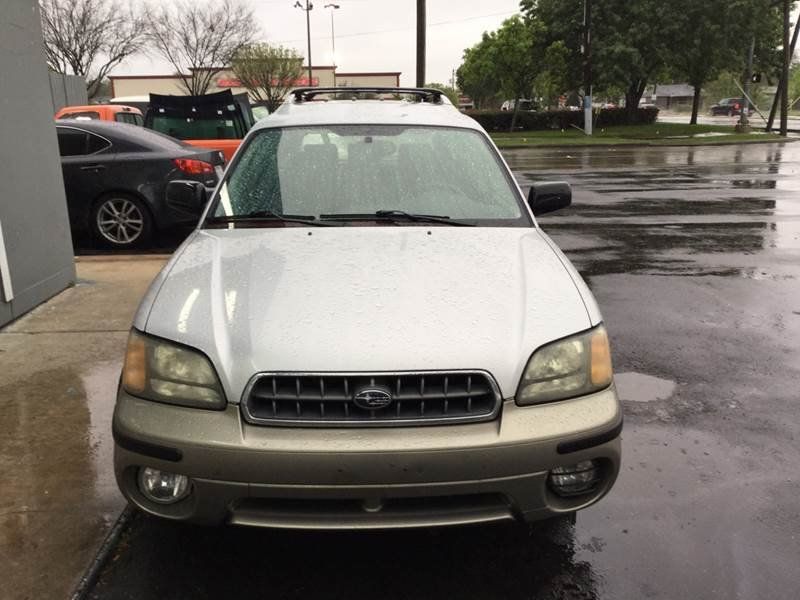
[{"left": 217, "top": 77, "right": 319, "bottom": 88}]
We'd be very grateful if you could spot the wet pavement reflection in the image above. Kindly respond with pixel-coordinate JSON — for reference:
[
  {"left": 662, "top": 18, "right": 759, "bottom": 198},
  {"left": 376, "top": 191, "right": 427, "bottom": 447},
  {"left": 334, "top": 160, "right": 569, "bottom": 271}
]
[
  {"left": 0, "top": 258, "right": 166, "bottom": 600},
  {"left": 54, "top": 144, "right": 800, "bottom": 599},
  {"left": 505, "top": 144, "right": 800, "bottom": 281},
  {"left": 92, "top": 515, "right": 599, "bottom": 600}
]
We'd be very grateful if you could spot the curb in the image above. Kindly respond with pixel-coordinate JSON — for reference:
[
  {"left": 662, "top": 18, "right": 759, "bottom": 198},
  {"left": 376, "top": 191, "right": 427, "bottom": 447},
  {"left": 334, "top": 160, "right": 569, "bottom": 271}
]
[
  {"left": 493, "top": 137, "right": 796, "bottom": 150},
  {"left": 70, "top": 505, "right": 135, "bottom": 600},
  {"left": 75, "top": 254, "right": 173, "bottom": 262}
]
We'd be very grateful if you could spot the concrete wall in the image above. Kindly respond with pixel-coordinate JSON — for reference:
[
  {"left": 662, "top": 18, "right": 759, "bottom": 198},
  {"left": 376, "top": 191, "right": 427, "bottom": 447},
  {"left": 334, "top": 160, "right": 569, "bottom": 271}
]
[
  {"left": 48, "top": 72, "right": 89, "bottom": 112},
  {"left": 109, "top": 67, "right": 404, "bottom": 99},
  {"left": 0, "top": 0, "right": 76, "bottom": 327},
  {"left": 335, "top": 73, "right": 401, "bottom": 88},
  {"left": 111, "top": 76, "right": 188, "bottom": 98}
]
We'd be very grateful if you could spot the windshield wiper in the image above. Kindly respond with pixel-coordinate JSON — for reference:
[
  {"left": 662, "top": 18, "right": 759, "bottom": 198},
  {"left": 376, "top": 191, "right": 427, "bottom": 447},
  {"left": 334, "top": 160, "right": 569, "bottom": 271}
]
[
  {"left": 320, "top": 210, "right": 474, "bottom": 227},
  {"left": 206, "top": 210, "right": 338, "bottom": 227}
]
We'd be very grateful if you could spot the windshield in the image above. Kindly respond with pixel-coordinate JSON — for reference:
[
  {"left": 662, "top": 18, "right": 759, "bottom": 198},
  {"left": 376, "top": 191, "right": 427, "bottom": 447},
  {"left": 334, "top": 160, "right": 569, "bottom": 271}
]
[
  {"left": 209, "top": 125, "right": 527, "bottom": 225},
  {"left": 149, "top": 114, "right": 243, "bottom": 140}
]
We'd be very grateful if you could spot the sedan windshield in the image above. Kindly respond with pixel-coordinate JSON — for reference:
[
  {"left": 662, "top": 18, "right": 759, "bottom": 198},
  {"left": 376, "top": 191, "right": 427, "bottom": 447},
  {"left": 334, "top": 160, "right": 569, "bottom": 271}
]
[{"left": 209, "top": 125, "right": 528, "bottom": 226}]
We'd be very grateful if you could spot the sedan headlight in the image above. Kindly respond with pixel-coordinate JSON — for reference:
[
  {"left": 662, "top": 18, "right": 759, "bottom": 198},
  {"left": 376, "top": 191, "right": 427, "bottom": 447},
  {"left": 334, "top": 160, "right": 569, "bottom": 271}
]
[
  {"left": 121, "top": 330, "right": 225, "bottom": 409},
  {"left": 516, "top": 325, "right": 613, "bottom": 405}
]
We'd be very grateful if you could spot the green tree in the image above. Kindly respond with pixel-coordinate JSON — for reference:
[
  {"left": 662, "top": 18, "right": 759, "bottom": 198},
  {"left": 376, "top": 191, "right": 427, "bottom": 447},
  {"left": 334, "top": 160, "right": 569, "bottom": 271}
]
[
  {"left": 520, "top": 0, "right": 584, "bottom": 96},
  {"left": 790, "top": 63, "right": 800, "bottom": 108},
  {"left": 456, "top": 32, "right": 502, "bottom": 109},
  {"left": 534, "top": 40, "right": 571, "bottom": 108},
  {"left": 231, "top": 44, "right": 304, "bottom": 112},
  {"left": 457, "top": 16, "right": 541, "bottom": 129},
  {"left": 425, "top": 83, "right": 460, "bottom": 107},
  {"left": 492, "top": 16, "right": 541, "bottom": 130},
  {"left": 669, "top": 0, "right": 785, "bottom": 124},
  {"left": 521, "top": 0, "right": 679, "bottom": 120},
  {"left": 669, "top": 1, "right": 741, "bottom": 124}
]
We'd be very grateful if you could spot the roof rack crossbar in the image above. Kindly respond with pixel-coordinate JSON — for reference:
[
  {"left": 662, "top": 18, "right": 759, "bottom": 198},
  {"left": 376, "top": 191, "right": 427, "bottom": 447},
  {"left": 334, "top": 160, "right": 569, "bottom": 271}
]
[{"left": 291, "top": 87, "right": 443, "bottom": 103}]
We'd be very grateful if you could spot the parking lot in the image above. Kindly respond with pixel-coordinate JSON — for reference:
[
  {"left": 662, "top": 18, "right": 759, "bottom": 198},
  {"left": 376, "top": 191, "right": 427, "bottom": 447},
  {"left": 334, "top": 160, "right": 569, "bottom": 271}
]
[{"left": 48, "top": 142, "right": 795, "bottom": 599}]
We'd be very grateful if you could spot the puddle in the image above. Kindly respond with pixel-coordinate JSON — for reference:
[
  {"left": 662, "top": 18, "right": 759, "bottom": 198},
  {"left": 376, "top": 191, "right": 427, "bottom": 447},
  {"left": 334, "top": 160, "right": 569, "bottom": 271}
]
[
  {"left": 81, "top": 361, "right": 125, "bottom": 507},
  {"left": 615, "top": 372, "right": 676, "bottom": 403}
]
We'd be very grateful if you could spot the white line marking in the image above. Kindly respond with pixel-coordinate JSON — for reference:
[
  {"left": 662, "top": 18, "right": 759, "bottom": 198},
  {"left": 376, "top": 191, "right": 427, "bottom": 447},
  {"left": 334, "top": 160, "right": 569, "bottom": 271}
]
[{"left": 0, "top": 219, "right": 13, "bottom": 302}]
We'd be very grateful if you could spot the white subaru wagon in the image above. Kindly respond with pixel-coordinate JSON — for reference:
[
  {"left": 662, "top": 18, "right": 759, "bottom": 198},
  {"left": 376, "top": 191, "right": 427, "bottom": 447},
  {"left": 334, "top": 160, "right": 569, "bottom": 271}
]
[{"left": 114, "top": 88, "right": 622, "bottom": 529}]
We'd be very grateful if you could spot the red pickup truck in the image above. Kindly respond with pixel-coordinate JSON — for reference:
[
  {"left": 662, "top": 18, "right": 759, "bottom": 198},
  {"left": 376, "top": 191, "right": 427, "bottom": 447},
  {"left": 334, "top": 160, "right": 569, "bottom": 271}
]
[{"left": 145, "top": 91, "right": 256, "bottom": 162}]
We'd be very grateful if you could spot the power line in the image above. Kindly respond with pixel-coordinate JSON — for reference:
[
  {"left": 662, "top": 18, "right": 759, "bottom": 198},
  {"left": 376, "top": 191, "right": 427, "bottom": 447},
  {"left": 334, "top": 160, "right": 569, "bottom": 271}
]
[{"left": 271, "top": 9, "right": 518, "bottom": 44}]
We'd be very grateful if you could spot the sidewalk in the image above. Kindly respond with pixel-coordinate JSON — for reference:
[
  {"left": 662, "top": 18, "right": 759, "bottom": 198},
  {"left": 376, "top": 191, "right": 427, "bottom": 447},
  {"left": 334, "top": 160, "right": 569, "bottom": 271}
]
[{"left": 0, "top": 257, "right": 167, "bottom": 600}]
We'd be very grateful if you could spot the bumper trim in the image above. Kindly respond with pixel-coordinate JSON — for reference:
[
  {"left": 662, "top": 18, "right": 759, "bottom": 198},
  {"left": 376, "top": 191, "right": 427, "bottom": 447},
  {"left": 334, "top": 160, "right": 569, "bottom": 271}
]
[
  {"left": 557, "top": 417, "right": 623, "bottom": 455},
  {"left": 113, "top": 422, "right": 183, "bottom": 462}
]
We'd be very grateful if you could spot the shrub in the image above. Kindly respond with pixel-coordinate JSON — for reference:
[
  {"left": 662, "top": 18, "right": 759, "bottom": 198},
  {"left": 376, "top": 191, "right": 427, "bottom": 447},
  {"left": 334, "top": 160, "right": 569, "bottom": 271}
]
[{"left": 464, "top": 107, "right": 660, "bottom": 131}]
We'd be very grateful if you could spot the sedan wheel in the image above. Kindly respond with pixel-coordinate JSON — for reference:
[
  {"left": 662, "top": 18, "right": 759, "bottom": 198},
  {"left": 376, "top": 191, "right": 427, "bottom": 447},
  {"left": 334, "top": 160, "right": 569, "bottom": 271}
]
[{"left": 93, "top": 196, "right": 152, "bottom": 248}]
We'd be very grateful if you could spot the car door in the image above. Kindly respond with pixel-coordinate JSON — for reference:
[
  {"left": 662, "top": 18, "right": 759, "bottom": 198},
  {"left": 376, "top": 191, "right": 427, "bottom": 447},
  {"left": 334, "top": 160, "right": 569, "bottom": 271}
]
[{"left": 56, "top": 126, "right": 115, "bottom": 234}]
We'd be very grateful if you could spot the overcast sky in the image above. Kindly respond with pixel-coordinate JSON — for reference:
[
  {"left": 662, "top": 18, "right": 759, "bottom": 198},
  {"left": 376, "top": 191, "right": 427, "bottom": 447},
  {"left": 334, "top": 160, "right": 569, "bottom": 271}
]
[{"left": 118, "top": 0, "right": 523, "bottom": 85}]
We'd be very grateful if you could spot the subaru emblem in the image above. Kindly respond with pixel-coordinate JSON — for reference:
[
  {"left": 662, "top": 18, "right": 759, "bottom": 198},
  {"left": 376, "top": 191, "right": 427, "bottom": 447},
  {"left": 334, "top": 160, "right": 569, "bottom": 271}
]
[{"left": 353, "top": 387, "right": 393, "bottom": 410}]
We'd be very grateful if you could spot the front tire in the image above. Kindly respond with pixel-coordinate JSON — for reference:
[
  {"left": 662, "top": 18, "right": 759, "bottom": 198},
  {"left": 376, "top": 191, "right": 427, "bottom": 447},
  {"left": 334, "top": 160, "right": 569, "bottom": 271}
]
[{"left": 91, "top": 194, "right": 153, "bottom": 249}]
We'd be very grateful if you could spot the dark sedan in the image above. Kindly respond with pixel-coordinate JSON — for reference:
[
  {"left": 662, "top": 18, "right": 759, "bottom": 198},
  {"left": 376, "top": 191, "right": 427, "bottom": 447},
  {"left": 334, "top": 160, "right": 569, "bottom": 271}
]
[
  {"left": 710, "top": 98, "right": 752, "bottom": 117},
  {"left": 55, "top": 119, "right": 225, "bottom": 248}
]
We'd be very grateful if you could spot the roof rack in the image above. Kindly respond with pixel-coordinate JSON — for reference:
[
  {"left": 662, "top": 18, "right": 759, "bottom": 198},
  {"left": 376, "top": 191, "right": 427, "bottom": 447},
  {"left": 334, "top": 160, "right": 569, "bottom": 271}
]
[{"left": 291, "top": 87, "right": 443, "bottom": 104}]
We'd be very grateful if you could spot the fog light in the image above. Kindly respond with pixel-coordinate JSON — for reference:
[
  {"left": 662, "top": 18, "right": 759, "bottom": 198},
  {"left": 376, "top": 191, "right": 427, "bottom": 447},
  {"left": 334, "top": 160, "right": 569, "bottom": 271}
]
[
  {"left": 138, "top": 467, "right": 190, "bottom": 504},
  {"left": 548, "top": 460, "right": 601, "bottom": 497}
]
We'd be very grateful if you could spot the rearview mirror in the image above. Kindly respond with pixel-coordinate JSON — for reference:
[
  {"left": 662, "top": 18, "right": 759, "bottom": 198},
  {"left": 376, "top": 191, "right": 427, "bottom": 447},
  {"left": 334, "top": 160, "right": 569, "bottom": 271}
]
[
  {"left": 165, "top": 180, "right": 208, "bottom": 217},
  {"left": 528, "top": 182, "right": 572, "bottom": 216}
]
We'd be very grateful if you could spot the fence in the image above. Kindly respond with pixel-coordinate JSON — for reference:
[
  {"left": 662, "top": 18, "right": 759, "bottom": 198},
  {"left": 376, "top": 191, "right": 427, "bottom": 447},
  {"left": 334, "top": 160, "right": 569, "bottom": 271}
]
[{"left": 48, "top": 72, "right": 88, "bottom": 112}]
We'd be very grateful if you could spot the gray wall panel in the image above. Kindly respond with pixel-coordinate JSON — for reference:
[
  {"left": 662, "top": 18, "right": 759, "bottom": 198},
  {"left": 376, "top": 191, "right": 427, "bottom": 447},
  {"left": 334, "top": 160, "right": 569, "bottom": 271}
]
[{"left": 0, "top": 0, "right": 76, "bottom": 327}]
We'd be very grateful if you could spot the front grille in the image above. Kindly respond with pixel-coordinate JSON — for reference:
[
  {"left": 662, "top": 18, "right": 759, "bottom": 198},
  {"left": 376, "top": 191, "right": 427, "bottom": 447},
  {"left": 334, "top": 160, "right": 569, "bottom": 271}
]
[{"left": 241, "top": 371, "right": 502, "bottom": 427}]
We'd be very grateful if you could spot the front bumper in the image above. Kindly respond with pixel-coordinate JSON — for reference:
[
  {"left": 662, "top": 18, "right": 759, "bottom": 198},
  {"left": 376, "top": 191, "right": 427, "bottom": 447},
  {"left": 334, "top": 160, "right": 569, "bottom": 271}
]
[{"left": 113, "top": 387, "right": 622, "bottom": 529}]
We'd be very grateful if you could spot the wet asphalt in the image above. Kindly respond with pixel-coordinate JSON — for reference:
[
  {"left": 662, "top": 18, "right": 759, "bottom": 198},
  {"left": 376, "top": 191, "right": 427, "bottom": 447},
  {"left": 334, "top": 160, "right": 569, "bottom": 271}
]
[{"left": 88, "top": 143, "right": 800, "bottom": 600}]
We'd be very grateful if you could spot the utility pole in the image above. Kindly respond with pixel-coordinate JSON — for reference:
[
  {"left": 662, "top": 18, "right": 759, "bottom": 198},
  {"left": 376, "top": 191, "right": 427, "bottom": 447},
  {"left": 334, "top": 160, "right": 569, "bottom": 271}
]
[
  {"left": 583, "top": 0, "right": 593, "bottom": 135},
  {"left": 416, "top": 0, "right": 426, "bottom": 87},
  {"left": 295, "top": 1, "right": 314, "bottom": 85},
  {"left": 324, "top": 4, "right": 340, "bottom": 67},
  {"left": 767, "top": 16, "right": 799, "bottom": 131},
  {"left": 737, "top": 38, "right": 755, "bottom": 132},
  {"left": 780, "top": 0, "right": 790, "bottom": 136}
]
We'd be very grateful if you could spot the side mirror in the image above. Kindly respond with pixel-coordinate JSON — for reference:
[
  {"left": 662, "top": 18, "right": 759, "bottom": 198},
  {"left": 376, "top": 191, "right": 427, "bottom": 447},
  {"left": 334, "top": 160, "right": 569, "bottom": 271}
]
[
  {"left": 528, "top": 182, "right": 572, "bottom": 216},
  {"left": 165, "top": 180, "right": 208, "bottom": 216}
]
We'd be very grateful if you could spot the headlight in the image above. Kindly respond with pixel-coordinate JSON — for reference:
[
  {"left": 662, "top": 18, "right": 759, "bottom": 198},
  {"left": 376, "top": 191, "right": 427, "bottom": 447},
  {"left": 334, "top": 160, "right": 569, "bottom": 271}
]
[
  {"left": 516, "top": 325, "right": 613, "bottom": 405},
  {"left": 121, "top": 330, "right": 225, "bottom": 409}
]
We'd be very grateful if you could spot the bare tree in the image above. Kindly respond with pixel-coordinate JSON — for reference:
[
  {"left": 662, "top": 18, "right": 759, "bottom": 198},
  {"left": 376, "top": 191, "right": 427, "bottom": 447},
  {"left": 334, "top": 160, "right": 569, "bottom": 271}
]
[
  {"left": 231, "top": 44, "right": 303, "bottom": 112},
  {"left": 39, "top": 0, "right": 147, "bottom": 98},
  {"left": 146, "top": 0, "right": 258, "bottom": 96}
]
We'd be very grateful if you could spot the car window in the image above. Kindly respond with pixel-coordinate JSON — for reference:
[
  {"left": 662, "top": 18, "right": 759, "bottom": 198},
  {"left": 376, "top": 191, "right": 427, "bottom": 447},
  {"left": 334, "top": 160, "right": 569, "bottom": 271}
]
[
  {"left": 149, "top": 115, "right": 241, "bottom": 140},
  {"left": 251, "top": 106, "right": 270, "bottom": 121},
  {"left": 212, "top": 125, "right": 527, "bottom": 225},
  {"left": 134, "top": 114, "right": 144, "bottom": 126},
  {"left": 87, "top": 132, "right": 111, "bottom": 153},
  {"left": 58, "top": 111, "right": 100, "bottom": 120},
  {"left": 56, "top": 128, "right": 88, "bottom": 156},
  {"left": 115, "top": 113, "right": 141, "bottom": 125}
]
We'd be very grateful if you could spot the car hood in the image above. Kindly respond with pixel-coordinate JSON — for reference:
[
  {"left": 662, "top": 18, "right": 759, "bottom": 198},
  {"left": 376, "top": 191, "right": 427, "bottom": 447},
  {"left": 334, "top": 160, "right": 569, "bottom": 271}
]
[{"left": 141, "top": 227, "right": 595, "bottom": 401}]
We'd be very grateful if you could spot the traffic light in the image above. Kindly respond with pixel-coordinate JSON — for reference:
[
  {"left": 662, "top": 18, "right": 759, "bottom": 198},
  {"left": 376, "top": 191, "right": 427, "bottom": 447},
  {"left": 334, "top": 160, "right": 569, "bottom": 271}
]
[{"left": 751, "top": 73, "right": 762, "bottom": 83}]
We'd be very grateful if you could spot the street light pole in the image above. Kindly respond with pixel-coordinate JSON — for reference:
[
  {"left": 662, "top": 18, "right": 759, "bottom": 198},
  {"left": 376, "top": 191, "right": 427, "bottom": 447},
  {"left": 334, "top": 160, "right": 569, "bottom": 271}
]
[
  {"left": 583, "top": 0, "right": 593, "bottom": 136},
  {"left": 295, "top": 1, "right": 314, "bottom": 85},
  {"left": 416, "top": 0, "right": 426, "bottom": 87},
  {"left": 324, "top": 4, "right": 340, "bottom": 67}
]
